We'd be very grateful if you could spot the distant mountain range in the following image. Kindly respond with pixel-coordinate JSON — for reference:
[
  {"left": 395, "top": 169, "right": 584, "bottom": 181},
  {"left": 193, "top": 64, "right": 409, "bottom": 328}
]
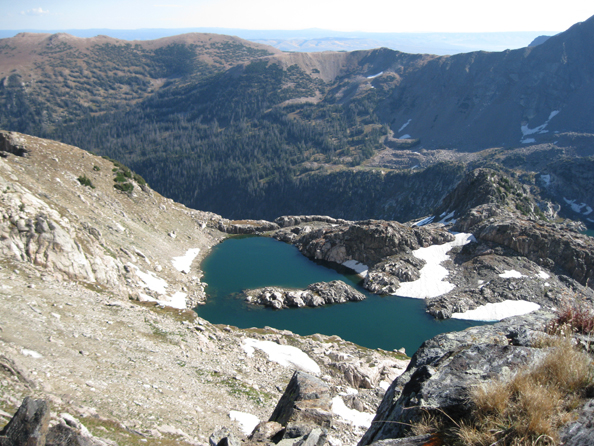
[
  {"left": 0, "top": 27, "right": 557, "bottom": 55},
  {"left": 0, "top": 16, "right": 592, "bottom": 224}
]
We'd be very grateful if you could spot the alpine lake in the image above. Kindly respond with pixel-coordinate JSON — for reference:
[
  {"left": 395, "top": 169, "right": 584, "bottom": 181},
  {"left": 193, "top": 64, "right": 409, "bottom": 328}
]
[{"left": 197, "top": 235, "right": 488, "bottom": 355}]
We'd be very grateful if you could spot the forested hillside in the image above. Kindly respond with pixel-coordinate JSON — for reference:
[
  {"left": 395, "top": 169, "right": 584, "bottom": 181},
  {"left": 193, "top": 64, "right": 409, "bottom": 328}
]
[{"left": 1, "top": 17, "right": 594, "bottom": 222}]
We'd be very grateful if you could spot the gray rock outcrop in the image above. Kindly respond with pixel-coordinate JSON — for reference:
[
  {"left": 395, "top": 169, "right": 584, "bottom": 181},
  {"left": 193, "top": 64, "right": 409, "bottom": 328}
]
[
  {"left": 358, "top": 311, "right": 554, "bottom": 445},
  {"left": 276, "top": 220, "right": 454, "bottom": 268},
  {"left": 455, "top": 207, "right": 594, "bottom": 288},
  {"left": 216, "top": 219, "right": 280, "bottom": 234},
  {"left": 0, "top": 398, "right": 114, "bottom": 446},
  {"left": 268, "top": 371, "right": 332, "bottom": 446},
  {"left": 362, "top": 256, "right": 424, "bottom": 294},
  {"left": 245, "top": 280, "right": 366, "bottom": 309},
  {"left": 275, "top": 216, "right": 352, "bottom": 228},
  {"left": 0, "top": 397, "right": 50, "bottom": 446}
]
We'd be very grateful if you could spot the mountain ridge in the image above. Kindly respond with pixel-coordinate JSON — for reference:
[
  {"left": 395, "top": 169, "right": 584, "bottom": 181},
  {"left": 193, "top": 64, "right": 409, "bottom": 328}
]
[{"left": 1, "top": 16, "right": 594, "bottom": 226}]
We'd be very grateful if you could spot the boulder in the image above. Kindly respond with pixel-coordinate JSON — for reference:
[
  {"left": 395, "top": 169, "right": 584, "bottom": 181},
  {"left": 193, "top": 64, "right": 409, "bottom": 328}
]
[
  {"left": 358, "top": 311, "right": 554, "bottom": 445},
  {"left": 210, "top": 426, "right": 239, "bottom": 446},
  {"left": 269, "top": 371, "right": 332, "bottom": 446},
  {"left": 0, "top": 397, "right": 50, "bottom": 446},
  {"left": 249, "top": 421, "right": 284, "bottom": 443},
  {"left": 270, "top": 371, "right": 332, "bottom": 428}
]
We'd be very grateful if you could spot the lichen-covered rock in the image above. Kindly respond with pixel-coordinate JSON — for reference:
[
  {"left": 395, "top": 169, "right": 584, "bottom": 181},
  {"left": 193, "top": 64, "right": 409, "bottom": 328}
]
[{"left": 358, "top": 311, "right": 554, "bottom": 445}]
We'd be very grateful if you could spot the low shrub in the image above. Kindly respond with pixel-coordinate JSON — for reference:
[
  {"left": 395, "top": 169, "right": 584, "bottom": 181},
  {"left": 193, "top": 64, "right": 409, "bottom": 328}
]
[
  {"left": 77, "top": 175, "right": 95, "bottom": 188},
  {"left": 114, "top": 182, "right": 134, "bottom": 193},
  {"left": 546, "top": 301, "right": 594, "bottom": 336}
]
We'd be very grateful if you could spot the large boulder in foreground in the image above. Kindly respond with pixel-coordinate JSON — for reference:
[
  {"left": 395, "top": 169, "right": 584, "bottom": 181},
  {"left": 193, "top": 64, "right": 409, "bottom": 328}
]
[
  {"left": 266, "top": 371, "right": 333, "bottom": 446},
  {"left": 0, "top": 397, "right": 50, "bottom": 446},
  {"left": 358, "top": 311, "right": 554, "bottom": 445}
]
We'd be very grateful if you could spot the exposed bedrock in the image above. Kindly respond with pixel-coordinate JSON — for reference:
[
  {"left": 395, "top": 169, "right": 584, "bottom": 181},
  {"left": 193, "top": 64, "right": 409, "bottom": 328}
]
[
  {"left": 244, "top": 280, "right": 366, "bottom": 309},
  {"left": 362, "top": 255, "right": 424, "bottom": 295},
  {"left": 358, "top": 311, "right": 555, "bottom": 445},
  {"left": 275, "top": 219, "right": 454, "bottom": 268},
  {"left": 454, "top": 205, "right": 594, "bottom": 288}
]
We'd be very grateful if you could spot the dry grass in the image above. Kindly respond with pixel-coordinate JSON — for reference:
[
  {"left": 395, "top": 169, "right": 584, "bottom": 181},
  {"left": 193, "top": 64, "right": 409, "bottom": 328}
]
[{"left": 455, "top": 338, "right": 593, "bottom": 445}]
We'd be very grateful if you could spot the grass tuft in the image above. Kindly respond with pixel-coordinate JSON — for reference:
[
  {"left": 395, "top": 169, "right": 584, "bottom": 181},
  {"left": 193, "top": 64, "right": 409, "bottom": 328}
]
[{"left": 454, "top": 338, "right": 593, "bottom": 445}]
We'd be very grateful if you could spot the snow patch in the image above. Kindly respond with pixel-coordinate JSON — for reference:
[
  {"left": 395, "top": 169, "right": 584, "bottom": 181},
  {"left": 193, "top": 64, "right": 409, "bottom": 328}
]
[
  {"left": 438, "top": 211, "right": 456, "bottom": 224},
  {"left": 540, "top": 174, "right": 551, "bottom": 187},
  {"left": 332, "top": 396, "right": 374, "bottom": 428},
  {"left": 452, "top": 300, "right": 541, "bottom": 321},
  {"left": 520, "top": 110, "right": 559, "bottom": 143},
  {"left": 398, "top": 119, "right": 412, "bottom": 133},
  {"left": 499, "top": 270, "right": 524, "bottom": 279},
  {"left": 379, "top": 381, "right": 391, "bottom": 391},
  {"left": 414, "top": 216, "right": 435, "bottom": 227},
  {"left": 130, "top": 264, "right": 168, "bottom": 294},
  {"left": 21, "top": 349, "right": 43, "bottom": 359},
  {"left": 157, "top": 292, "right": 187, "bottom": 310},
  {"left": 342, "top": 260, "right": 368, "bottom": 278},
  {"left": 242, "top": 339, "right": 321, "bottom": 375},
  {"left": 229, "top": 411, "right": 259, "bottom": 435},
  {"left": 398, "top": 134, "right": 411, "bottom": 139},
  {"left": 537, "top": 270, "right": 550, "bottom": 280},
  {"left": 393, "top": 233, "right": 475, "bottom": 299},
  {"left": 172, "top": 248, "right": 200, "bottom": 274},
  {"left": 367, "top": 71, "right": 383, "bottom": 79},
  {"left": 338, "top": 387, "right": 359, "bottom": 396},
  {"left": 564, "top": 197, "right": 592, "bottom": 215}
]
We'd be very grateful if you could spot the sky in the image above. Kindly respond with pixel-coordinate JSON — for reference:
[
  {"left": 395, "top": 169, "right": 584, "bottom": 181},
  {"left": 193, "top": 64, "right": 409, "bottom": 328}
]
[{"left": 1, "top": 0, "right": 594, "bottom": 34}]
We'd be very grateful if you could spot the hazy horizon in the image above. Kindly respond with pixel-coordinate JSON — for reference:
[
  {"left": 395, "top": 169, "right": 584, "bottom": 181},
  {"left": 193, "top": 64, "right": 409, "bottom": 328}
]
[{"left": 2, "top": 1, "right": 593, "bottom": 34}]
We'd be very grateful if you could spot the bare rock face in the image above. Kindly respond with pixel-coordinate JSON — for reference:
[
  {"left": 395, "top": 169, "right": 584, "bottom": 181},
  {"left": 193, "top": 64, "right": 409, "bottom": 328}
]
[
  {"left": 363, "top": 256, "right": 424, "bottom": 294},
  {"left": 275, "top": 216, "right": 352, "bottom": 228},
  {"left": 454, "top": 205, "right": 594, "bottom": 288},
  {"left": 0, "top": 182, "right": 124, "bottom": 288},
  {"left": 277, "top": 219, "right": 454, "bottom": 268},
  {"left": 216, "top": 219, "right": 280, "bottom": 234},
  {"left": 431, "top": 168, "right": 594, "bottom": 291}
]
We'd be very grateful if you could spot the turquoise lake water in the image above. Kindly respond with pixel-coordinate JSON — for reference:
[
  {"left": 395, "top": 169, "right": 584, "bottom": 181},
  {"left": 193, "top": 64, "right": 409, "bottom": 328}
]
[{"left": 197, "top": 236, "right": 487, "bottom": 354}]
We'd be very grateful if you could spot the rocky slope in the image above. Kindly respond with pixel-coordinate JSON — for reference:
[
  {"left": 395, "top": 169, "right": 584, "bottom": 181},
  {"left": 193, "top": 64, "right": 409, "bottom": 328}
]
[
  {"left": 2, "top": 131, "right": 594, "bottom": 445},
  {"left": 0, "top": 131, "right": 410, "bottom": 445}
]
